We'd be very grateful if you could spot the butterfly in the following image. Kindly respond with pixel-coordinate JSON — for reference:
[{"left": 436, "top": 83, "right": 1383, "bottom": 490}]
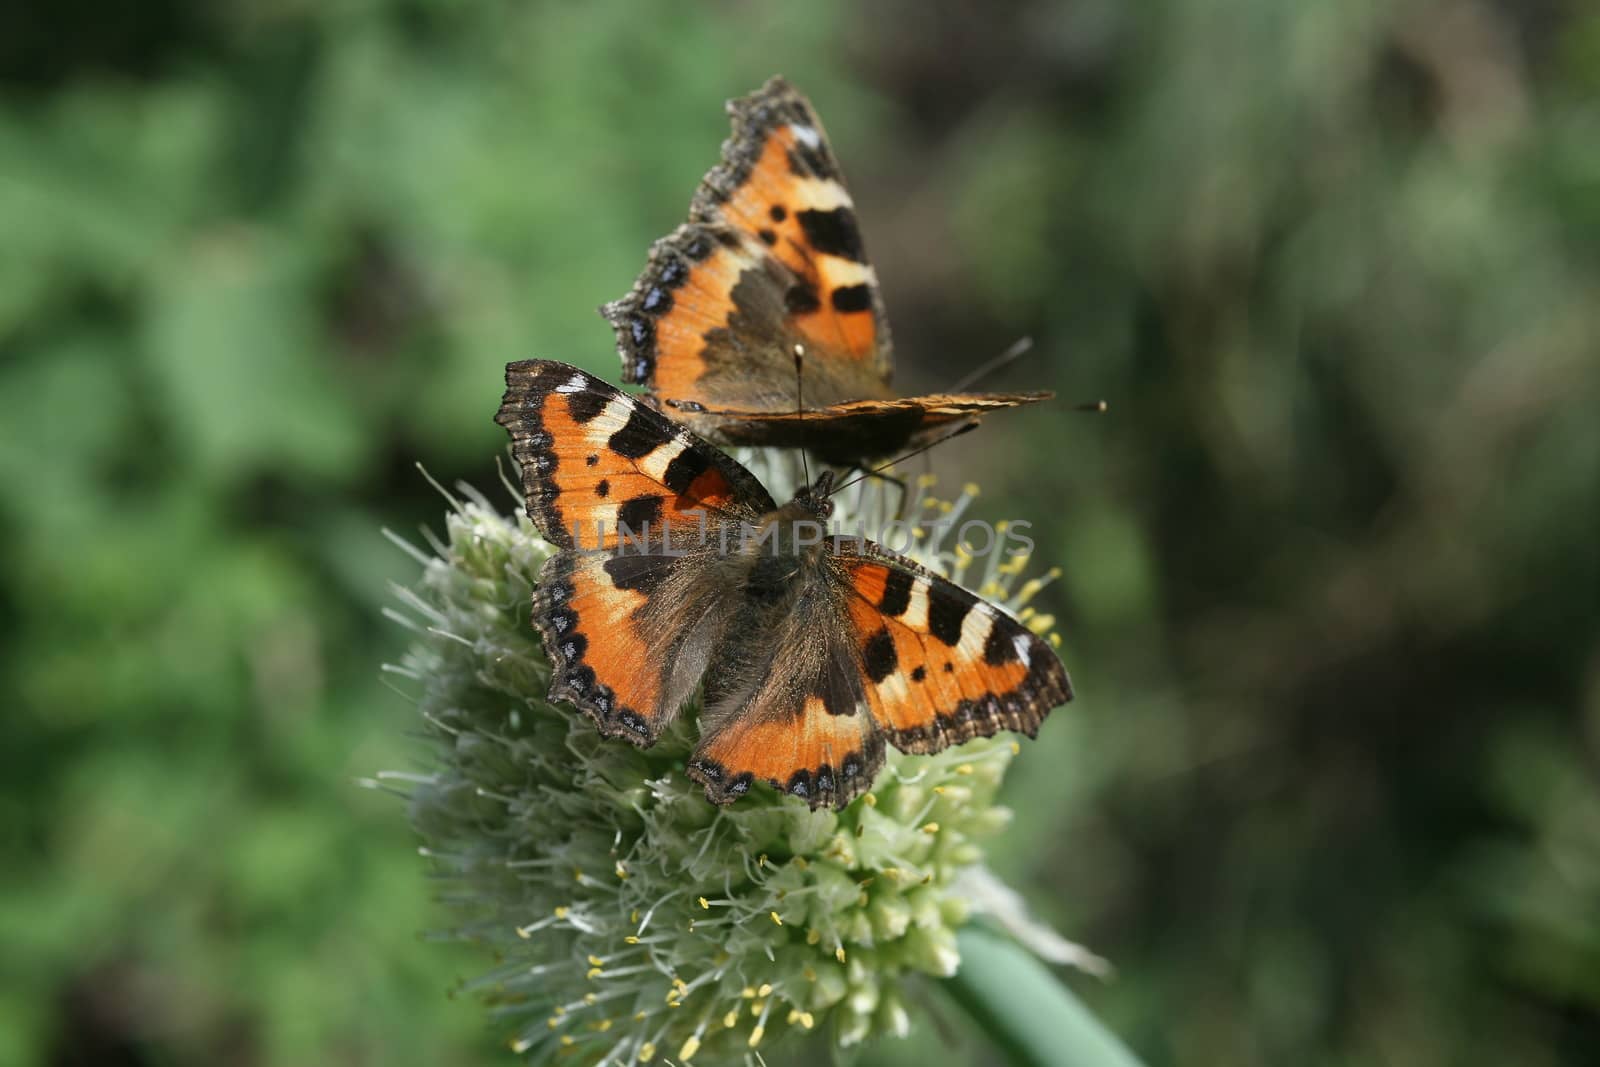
[
  {"left": 495, "top": 360, "right": 1073, "bottom": 810},
  {"left": 600, "top": 76, "right": 1052, "bottom": 467}
]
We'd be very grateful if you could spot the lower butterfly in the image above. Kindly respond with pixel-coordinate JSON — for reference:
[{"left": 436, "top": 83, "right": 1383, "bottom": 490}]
[{"left": 495, "top": 360, "right": 1073, "bottom": 809}]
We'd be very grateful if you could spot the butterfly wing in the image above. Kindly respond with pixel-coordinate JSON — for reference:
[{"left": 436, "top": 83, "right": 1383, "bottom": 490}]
[
  {"left": 532, "top": 549, "right": 734, "bottom": 746},
  {"left": 497, "top": 360, "right": 773, "bottom": 745},
  {"left": 675, "top": 391, "right": 1055, "bottom": 464},
  {"left": 836, "top": 540, "right": 1073, "bottom": 754},
  {"left": 602, "top": 77, "right": 894, "bottom": 422},
  {"left": 688, "top": 580, "right": 887, "bottom": 810},
  {"left": 496, "top": 360, "right": 775, "bottom": 548}
]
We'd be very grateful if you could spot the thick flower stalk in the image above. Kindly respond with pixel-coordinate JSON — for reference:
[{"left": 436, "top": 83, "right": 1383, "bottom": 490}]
[{"left": 379, "top": 458, "right": 1070, "bottom": 1065}]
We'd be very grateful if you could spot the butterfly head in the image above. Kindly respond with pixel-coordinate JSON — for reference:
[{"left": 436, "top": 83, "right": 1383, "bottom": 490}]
[{"left": 789, "top": 470, "right": 836, "bottom": 520}]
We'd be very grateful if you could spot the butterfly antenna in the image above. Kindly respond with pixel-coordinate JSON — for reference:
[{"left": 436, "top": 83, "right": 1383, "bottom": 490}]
[
  {"left": 794, "top": 343, "right": 811, "bottom": 488},
  {"left": 830, "top": 423, "right": 980, "bottom": 496},
  {"left": 948, "top": 335, "right": 1034, "bottom": 392}
]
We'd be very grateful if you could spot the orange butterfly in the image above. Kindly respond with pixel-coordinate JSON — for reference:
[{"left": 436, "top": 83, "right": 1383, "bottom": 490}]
[
  {"left": 601, "top": 77, "right": 1051, "bottom": 466},
  {"left": 496, "top": 361, "right": 1073, "bottom": 809}
]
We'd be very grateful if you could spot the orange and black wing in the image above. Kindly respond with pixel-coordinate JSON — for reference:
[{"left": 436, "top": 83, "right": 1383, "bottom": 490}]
[
  {"left": 532, "top": 551, "right": 726, "bottom": 747},
  {"left": 836, "top": 541, "right": 1072, "bottom": 754},
  {"left": 687, "top": 593, "right": 886, "bottom": 811},
  {"left": 495, "top": 360, "right": 775, "bottom": 549},
  {"left": 601, "top": 77, "right": 893, "bottom": 420},
  {"left": 497, "top": 360, "right": 771, "bottom": 745}
]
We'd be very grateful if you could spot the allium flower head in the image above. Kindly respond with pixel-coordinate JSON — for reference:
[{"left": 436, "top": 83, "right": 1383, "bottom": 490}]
[{"left": 380, "top": 455, "right": 1068, "bottom": 1065}]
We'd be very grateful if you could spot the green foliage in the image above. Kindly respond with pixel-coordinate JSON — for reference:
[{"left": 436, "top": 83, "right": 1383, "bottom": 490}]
[{"left": 3, "top": 1, "right": 1598, "bottom": 1065}]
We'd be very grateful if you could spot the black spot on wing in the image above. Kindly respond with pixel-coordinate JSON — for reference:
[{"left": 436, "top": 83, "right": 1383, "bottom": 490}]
[
  {"left": 616, "top": 494, "right": 664, "bottom": 533},
  {"left": 784, "top": 281, "right": 821, "bottom": 315},
  {"left": 787, "top": 142, "right": 840, "bottom": 182},
  {"left": 911, "top": 665, "right": 927, "bottom": 682},
  {"left": 863, "top": 626, "right": 897, "bottom": 683},
  {"left": 662, "top": 446, "right": 711, "bottom": 496},
  {"left": 878, "top": 569, "right": 913, "bottom": 617},
  {"left": 984, "top": 624, "right": 1022, "bottom": 666},
  {"left": 566, "top": 389, "right": 608, "bottom": 424},
  {"left": 929, "top": 594, "right": 970, "bottom": 647},
  {"left": 595, "top": 479, "right": 610, "bottom": 499},
  {"left": 608, "top": 406, "right": 665, "bottom": 459},
  {"left": 796, "top": 207, "right": 866, "bottom": 263},
  {"left": 769, "top": 204, "right": 787, "bottom": 222},
  {"left": 602, "top": 553, "right": 671, "bottom": 595},
  {"left": 831, "top": 284, "right": 873, "bottom": 313}
]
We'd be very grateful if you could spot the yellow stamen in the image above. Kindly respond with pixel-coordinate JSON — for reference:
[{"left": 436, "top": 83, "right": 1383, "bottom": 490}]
[{"left": 769, "top": 911, "right": 783, "bottom": 926}]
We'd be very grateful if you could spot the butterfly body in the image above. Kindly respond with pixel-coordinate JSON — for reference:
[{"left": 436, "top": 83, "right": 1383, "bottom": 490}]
[
  {"left": 602, "top": 77, "right": 1052, "bottom": 464},
  {"left": 497, "top": 360, "right": 1073, "bottom": 809}
]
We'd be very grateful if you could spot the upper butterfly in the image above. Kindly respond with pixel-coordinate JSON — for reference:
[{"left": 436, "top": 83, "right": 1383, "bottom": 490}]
[
  {"left": 496, "top": 360, "right": 1073, "bottom": 811},
  {"left": 600, "top": 76, "right": 1051, "bottom": 467}
]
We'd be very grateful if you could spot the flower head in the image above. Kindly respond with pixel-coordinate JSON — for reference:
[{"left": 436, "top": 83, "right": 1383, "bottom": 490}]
[{"left": 381, "top": 458, "right": 1065, "bottom": 1064}]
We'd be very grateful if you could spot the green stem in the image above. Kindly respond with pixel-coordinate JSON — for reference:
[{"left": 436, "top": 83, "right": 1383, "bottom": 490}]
[{"left": 943, "top": 925, "right": 1146, "bottom": 1067}]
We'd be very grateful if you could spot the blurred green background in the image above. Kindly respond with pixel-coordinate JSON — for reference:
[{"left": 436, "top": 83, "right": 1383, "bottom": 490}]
[{"left": 4, "top": 1, "right": 1598, "bottom": 1064}]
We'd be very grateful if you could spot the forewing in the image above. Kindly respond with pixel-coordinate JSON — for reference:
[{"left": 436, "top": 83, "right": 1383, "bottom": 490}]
[
  {"left": 495, "top": 360, "right": 775, "bottom": 549},
  {"left": 602, "top": 77, "right": 892, "bottom": 421}
]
